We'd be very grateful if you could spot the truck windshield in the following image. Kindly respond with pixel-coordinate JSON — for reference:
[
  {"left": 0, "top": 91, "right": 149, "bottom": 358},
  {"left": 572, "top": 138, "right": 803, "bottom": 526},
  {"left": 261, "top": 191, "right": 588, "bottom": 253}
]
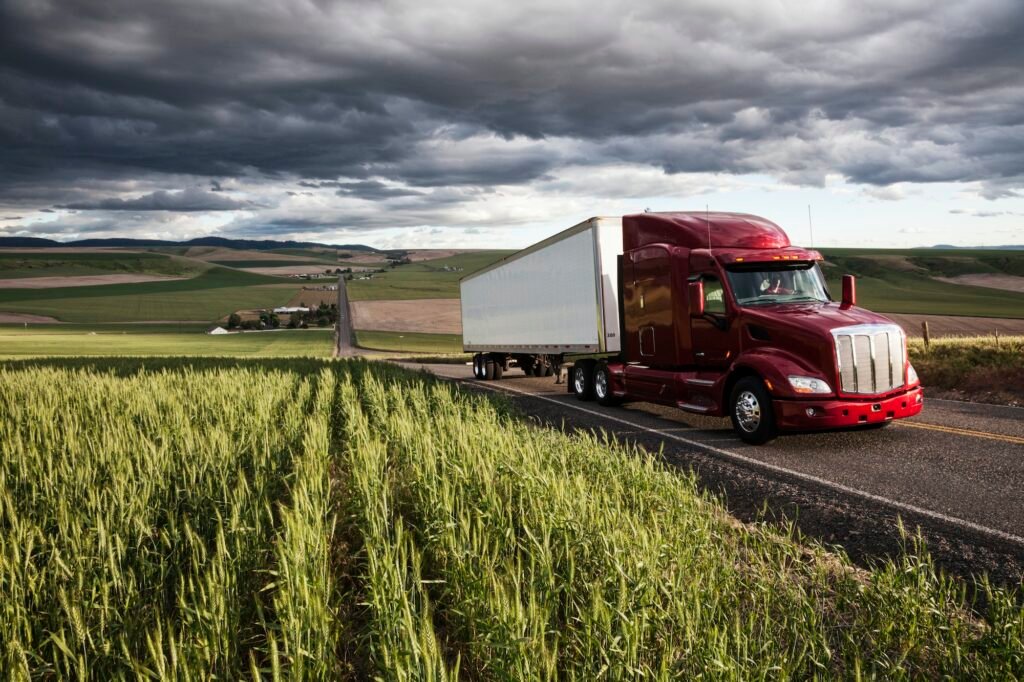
[{"left": 725, "top": 262, "right": 830, "bottom": 306}]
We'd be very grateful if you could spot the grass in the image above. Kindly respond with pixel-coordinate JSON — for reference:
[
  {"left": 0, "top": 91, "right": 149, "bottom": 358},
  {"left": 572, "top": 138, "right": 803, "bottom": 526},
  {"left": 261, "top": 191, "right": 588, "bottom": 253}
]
[
  {"left": 209, "top": 260, "right": 336, "bottom": 269},
  {"left": 355, "top": 330, "right": 463, "bottom": 353},
  {"left": 909, "top": 334, "right": 1024, "bottom": 405},
  {"left": 347, "top": 251, "right": 512, "bottom": 301},
  {"left": 0, "top": 326, "right": 335, "bottom": 357},
  {"left": 820, "top": 249, "right": 1024, "bottom": 318},
  {"left": 0, "top": 251, "right": 204, "bottom": 279},
  {"left": 0, "top": 266, "right": 299, "bottom": 322},
  {"left": 2, "top": 358, "right": 1021, "bottom": 678}
]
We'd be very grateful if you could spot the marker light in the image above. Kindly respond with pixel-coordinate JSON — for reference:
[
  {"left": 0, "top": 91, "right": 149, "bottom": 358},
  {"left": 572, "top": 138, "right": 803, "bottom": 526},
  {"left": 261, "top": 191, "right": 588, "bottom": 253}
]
[
  {"left": 907, "top": 364, "right": 919, "bottom": 385},
  {"left": 788, "top": 376, "right": 832, "bottom": 394}
]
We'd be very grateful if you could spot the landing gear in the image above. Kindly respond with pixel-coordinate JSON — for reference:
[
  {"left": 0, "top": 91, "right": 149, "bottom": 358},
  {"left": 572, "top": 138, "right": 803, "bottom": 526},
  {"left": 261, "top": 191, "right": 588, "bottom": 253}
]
[{"left": 730, "top": 377, "right": 777, "bottom": 445}]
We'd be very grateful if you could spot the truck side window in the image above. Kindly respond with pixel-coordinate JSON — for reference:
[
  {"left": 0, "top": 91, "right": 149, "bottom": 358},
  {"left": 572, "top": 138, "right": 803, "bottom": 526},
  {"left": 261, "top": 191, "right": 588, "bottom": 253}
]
[{"left": 703, "top": 276, "right": 726, "bottom": 315}]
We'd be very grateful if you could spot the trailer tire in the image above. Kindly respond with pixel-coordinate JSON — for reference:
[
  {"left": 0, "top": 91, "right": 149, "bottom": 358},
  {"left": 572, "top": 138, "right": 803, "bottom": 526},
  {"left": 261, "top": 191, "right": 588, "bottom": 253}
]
[
  {"left": 532, "top": 357, "right": 546, "bottom": 377},
  {"left": 573, "top": 360, "right": 596, "bottom": 401},
  {"left": 593, "top": 363, "right": 620, "bottom": 406},
  {"left": 484, "top": 359, "right": 496, "bottom": 381},
  {"left": 542, "top": 361, "right": 554, "bottom": 377},
  {"left": 520, "top": 357, "right": 535, "bottom": 376},
  {"left": 493, "top": 361, "right": 504, "bottom": 380},
  {"left": 473, "top": 354, "right": 485, "bottom": 379},
  {"left": 730, "top": 377, "right": 777, "bottom": 445}
]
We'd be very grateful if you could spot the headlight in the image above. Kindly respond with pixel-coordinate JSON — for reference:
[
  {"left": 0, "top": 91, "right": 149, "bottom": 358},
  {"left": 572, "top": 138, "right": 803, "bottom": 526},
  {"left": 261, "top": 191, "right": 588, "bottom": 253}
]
[
  {"left": 787, "top": 375, "right": 832, "bottom": 394},
  {"left": 907, "top": 363, "right": 919, "bottom": 385}
]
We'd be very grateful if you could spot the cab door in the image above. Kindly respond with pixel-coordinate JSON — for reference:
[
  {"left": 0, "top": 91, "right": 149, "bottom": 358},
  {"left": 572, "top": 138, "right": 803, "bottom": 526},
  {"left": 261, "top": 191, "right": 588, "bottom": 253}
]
[{"left": 689, "top": 272, "right": 738, "bottom": 370}]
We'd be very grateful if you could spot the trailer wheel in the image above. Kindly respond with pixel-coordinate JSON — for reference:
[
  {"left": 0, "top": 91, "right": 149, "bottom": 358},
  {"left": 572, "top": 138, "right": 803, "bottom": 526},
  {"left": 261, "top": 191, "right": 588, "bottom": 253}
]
[
  {"left": 593, "top": 363, "right": 620, "bottom": 406},
  {"left": 520, "top": 357, "right": 535, "bottom": 376},
  {"left": 473, "top": 354, "right": 485, "bottom": 379},
  {"left": 573, "top": 360, "right": 595, "bottom": 401},
  {"left": 484, "top": 359, "right": 496, "bottom": 380},
  {"left": 729, "top": 377, "right": 777, "bottom": 445},
  {"left": 542, "top": 359, "right": 554, "bottom": 377},
  {"left": 532, "top": 356, "right": 546, "bottom": 377},
  {"left": 492, "top": 361, "right": 504, "bottom": 380}
]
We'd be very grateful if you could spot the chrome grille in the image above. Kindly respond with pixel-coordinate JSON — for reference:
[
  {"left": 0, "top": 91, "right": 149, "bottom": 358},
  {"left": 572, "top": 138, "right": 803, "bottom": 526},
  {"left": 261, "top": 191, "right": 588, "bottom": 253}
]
[{"left": 832, "top": 324, "right": 905, "bottom": 394}]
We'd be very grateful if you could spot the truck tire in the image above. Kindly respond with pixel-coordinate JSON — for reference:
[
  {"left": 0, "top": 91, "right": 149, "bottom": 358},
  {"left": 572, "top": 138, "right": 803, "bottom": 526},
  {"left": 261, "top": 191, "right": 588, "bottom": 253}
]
[
  {"left": 593, "top": 363, "right": 620, "bottom": 406},
  {"left": 573, "top": 360, "right": 595, "bottom": 401},
  {"left": 532, "top": 356, "right": 546, "bottom": 377},
  {"left": 730, "top": 377, "right": 777, "bottom": 445},
  {"left": 484, "top": 359, "right": 496, "bottom": 380},
  {"left": 473, "top": 354, "right": 485, "bottom": 379},
  {"left": 492, "top": 361, "right": 504, "bottom": 380}
]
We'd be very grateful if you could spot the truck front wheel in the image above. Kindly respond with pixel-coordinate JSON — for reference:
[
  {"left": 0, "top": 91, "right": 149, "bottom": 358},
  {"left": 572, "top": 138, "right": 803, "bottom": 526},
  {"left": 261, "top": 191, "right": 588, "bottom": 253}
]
[{"left": 730, "top": 377, "right": 778, "bottom": 445}]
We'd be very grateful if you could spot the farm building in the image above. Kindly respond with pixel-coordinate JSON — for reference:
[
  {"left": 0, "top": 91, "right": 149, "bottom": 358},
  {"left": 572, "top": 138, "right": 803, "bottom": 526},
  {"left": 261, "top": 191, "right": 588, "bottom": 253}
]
[
  {"left": 207, "top": 326, "right": 230, "bottom": 335},
  {"left": 272, "top": 306, "right": 311, "bottom": 314}
]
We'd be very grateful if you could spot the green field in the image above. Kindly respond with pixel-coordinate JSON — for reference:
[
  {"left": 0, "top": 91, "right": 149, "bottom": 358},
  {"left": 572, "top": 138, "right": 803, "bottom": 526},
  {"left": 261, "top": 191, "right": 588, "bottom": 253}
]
[
  {"left": 0, "top": 251, "right": 204, "bottom": 279},
  {"left": 354, "top": 329, "right": 463, "bottom": 353},
  {"left": 0, "top": 325, "right": 335, "bottom": 357},
  {"left": 209, "top": 259, "right": 337, "bottom": 269},
  {"left": 1, "top": 359, "right": 1020, "bottom": 678},
  {"left": 821, "top": 249, "right": 1024, "bottom": 318},
  {"left": 347, "top": 251, "right": 512, "bottom": 301},
  {"left": 0, "top": 266, "right": 298, "bottom": 322}
]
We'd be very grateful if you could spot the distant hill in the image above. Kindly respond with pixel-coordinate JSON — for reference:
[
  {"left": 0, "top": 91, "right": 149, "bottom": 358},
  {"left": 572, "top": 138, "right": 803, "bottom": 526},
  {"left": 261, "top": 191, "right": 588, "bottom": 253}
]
[
  {"left": 928, "top": 244, "right": 1024, "bottom": 250},
  {"left": 0, "top": 236, "right": 379, "bottom": 251}
]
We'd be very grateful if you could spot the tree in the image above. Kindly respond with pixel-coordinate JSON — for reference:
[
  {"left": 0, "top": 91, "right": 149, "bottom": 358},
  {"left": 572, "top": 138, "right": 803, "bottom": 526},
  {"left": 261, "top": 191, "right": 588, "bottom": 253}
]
[
  {"left": 227, "top": 313, "right": 241, "bottom": 329},
  {"left": 269, "top": 314, "right": 280, "bottom": 329},
  {"left": 288, "top": 312, "right": 301, "bottom": 329}
]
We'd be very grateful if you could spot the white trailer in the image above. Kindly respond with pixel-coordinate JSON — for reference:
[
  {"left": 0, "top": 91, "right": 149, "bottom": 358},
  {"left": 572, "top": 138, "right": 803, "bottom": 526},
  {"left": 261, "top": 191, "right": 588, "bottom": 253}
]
[{"left": 461, "top": 217, "right": 622, "bottom": 378}]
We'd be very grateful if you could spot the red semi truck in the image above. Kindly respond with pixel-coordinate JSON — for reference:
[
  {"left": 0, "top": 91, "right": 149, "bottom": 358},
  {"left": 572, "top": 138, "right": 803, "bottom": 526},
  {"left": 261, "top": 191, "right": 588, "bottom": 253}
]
[{"left": 460, "top": 212, "right": 923, "bottom": 443}]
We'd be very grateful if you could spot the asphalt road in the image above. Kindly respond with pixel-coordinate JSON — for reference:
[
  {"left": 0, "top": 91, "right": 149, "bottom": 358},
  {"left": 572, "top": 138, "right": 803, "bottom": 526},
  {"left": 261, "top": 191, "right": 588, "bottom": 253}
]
[
  {"left": 410, "top": 362, "right": 1024, "bottom": 587},
  {"left": 335, "top": 275, "right": 356, "bottom": 357}
]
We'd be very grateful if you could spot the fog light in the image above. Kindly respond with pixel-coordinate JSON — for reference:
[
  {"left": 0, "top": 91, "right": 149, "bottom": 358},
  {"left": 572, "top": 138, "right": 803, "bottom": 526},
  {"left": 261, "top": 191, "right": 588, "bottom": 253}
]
[{"left": 805, "top": 407, "right": 819, "bottom": 417}]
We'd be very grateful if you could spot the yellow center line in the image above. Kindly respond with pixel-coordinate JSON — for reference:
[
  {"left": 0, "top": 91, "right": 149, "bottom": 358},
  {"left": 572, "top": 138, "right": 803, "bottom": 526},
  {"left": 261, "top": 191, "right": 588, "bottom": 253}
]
[{"left": 897, "top": 420, "right": 1024, "bottom": 445}]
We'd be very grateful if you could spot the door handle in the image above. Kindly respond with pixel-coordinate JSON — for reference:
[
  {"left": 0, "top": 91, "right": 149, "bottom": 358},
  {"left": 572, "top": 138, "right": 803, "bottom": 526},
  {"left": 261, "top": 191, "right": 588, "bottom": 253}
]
[{"left": 695, "top": 352, "right": 705, "bottom": 357}]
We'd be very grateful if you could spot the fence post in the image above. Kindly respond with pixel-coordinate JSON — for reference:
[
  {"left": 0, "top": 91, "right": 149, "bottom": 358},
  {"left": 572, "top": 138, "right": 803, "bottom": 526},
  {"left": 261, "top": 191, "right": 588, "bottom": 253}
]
[
  {"left": 995, "top": 330, "right": 1000, "bottom": 348},
  {"left": 921, "top": 321, "right": 930, "bottom": 349}
]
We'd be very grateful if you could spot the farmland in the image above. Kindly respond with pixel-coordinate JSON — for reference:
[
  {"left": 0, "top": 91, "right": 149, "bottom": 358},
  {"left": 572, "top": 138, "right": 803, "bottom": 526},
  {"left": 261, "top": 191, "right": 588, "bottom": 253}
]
[
  {"left": 0, "top": 325, "right": 334, "bottom": 357},
  {"left": 346, "top": 251, "right": 513, "bottom": 301},
  {"left": 1, "top": 358, "right": 1021, "bottom": 678},
  {"left": 0, "top": 266, "right": 298, "bottom": 323}
]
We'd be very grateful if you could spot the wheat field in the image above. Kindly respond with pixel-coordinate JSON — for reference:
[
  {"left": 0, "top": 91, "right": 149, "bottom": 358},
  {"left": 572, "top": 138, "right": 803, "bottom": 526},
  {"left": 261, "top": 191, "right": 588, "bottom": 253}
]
[{"left": 1, "top": 358, "right": 1021, "bottom": 679}]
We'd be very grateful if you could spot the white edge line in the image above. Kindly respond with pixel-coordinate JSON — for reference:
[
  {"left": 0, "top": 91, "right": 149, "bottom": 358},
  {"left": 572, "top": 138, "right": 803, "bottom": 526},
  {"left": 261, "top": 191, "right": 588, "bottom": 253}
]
[{"left": 450, "top": 373, "right": 1024, "bottom": 549}]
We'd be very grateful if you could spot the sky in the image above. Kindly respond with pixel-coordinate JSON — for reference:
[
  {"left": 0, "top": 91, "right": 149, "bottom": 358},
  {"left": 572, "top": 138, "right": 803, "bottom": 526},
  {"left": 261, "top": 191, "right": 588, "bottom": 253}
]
[{"left": 1, "top": 0, "right": 1023, "bottom": 249}]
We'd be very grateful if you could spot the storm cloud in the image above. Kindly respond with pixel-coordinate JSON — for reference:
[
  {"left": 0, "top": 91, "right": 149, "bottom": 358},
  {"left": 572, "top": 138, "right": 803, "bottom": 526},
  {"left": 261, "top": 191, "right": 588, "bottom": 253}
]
[{"left": 1, "top": 0, "right": 1023, "bottom": 242}]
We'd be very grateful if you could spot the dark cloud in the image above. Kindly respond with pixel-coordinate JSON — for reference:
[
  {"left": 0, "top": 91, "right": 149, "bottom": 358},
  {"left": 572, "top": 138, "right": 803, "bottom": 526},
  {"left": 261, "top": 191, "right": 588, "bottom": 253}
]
[
  {"left": 2, "top": 216, "right": 22, "bottom": 220},
  {"left": 60, "top": 188, "right": 252, "bottom": 211},
  {"left": 1, "top": 0, "right": 1023, "bottom": 237}
]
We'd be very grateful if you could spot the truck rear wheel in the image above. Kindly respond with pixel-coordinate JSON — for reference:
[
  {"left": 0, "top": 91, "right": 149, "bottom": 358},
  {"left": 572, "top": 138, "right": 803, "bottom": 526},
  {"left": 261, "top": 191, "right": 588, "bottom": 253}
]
[
  {"left": 492, "top": 361, "right": 503, "bottom": 380},
  {"left": 573, "top": 360, "right": 595, "bottom": 401},
  {"left": 593, "top": 363, "right": 620, "bottom": 406},
  {"left": 484, "top": 359, "right": 496, "bottom": 380},
  {"left": 730, "top": 377, "right": 777, "bottom": 445}
]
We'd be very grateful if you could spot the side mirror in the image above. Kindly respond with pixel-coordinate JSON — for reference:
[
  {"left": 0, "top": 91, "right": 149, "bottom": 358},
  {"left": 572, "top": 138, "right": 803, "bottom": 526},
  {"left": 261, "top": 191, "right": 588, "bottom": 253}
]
[
  {"left": 688, "top": 281, "right": 705, "bottom": 318},
  {"left": 841, "top": 274, "right": 856, "bottom": 308}
]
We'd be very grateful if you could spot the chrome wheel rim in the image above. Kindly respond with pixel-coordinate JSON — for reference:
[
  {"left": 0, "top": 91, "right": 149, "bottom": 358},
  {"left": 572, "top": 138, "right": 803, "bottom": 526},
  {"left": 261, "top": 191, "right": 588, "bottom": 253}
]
[
  {"left": 595, "top": 370, "right": 608, "bottom": 398},
  {"left": 574, "top": 368, "right": 586, "bottom": 394},
  {"left": 735, "top": 390, "right": 761, "bottom": 432}
]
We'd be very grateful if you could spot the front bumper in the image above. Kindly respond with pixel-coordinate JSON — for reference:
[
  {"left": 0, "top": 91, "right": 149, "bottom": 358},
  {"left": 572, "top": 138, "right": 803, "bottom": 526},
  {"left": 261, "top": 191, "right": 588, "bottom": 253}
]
[{"left": 773, "top": 386, "right": 923, "bottom": 431}]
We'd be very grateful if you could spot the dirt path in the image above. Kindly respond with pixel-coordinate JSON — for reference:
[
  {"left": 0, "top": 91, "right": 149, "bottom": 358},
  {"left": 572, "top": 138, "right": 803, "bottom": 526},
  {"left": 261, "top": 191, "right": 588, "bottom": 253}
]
[
  {"left": 0, "top": 274, "right": 186, "bottom": 289},
  {"left": 934, "top": 274, "right": 1024, "bottom": 293},
  {"left": 886, "top": 313, "right": 1024, "bottom": 338},
  {"left": 0, "top": 312, "right": 62, "bottom": 323},
  {"left": 351, "top": 298, "right": 462, "bottom": 333}
]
